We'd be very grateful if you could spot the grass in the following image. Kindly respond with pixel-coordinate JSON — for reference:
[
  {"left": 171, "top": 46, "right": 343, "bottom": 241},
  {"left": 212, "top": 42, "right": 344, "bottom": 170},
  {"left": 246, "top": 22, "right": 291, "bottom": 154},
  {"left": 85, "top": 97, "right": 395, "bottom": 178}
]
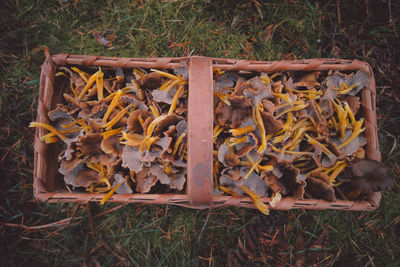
[{"left": 0, "top": 0, "right": 399, "bottom": 266}]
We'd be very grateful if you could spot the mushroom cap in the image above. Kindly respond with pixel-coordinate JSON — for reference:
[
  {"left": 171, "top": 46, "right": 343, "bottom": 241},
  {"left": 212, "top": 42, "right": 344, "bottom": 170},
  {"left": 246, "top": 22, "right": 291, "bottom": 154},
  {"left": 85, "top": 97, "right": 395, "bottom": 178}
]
[
  {"left": 136, "top": 167, "right": 158, "bottom": 193},
  {"left": 306, "top": 171, "right": 336, "bottom": 201},
  {"left": 150, "top": 163, "right": 186, "bottom": 191},
  {"left": 74, "top": 169, "right": 101, "bottom": 188},
  {"left": 120, "top": 94, "right": 148, "bottom": 111},
  {"left": 153, "top": 115, "right": 180, "bottom": 136},
  {"left": 225, "top": 153, "right": 241, "bottom": 167},
  {"left": 101, "top": 135, "right": 123, "bottom": 157},
  {"left": 277, "top": 162, "right": 305, "bottom": 199},
  {"left": 264, "top": 173, "right": 287, "bottom": 194},
  {"left": 76, "top": 134, "right": 103, "bottom": 155},
  {"left": 262, "top": 99, "right": 275, "bottom": 114},
  {"left": 309, "top": 99, "right": 329, "bottom": 135},
  {"left": 261, "top": 111, "right": 283, "bottom": 135},
  {"left": 140, "top": 72, "right": 163, "bottom": 89},
  {"left": 151, "top": 87, "right": 178, "bottom": 105},
  {"left": 48, "top": 104, "right": 76, "bottom": 121},
  {"left": 127, "top": 110, "right": 152, "bottom": 133},
  {"left": 350, "top": 159, "right": 393, "bottom": 193},
  {"left": 121, "top": 146, "right": 147, "bottom": 172}
]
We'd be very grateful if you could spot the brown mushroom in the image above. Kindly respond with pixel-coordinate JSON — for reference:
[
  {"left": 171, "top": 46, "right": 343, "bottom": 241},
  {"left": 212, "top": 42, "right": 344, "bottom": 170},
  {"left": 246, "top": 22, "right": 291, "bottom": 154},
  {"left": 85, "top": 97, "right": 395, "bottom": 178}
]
[
  {"left": 350, "top": 159, "right": 393, "bottom": 193},
  {"left": 74, "top": 169, "right": 101, "bottom": 188},
  {"left": 277, "top": 162, "right": 305, "bottom": 199},
  {"left": 261, "top": 111, "right": 283, "bottom": 135},
  {"left": 225, "top": 153, "right": 241, "bottom": 167},
  {"left": 306, "top": 171, "right": 336, "bottom": 201},
  {"left": 309, "top": 99, "right": 329, "bottom": 135},
  {"left": 140, "top": 72, "right": 163, "bottom": 89},
  {"left": 262, "top": 99, "right": 275, "bottom": 114},
  {"left": 153, "top": 115, "right": 180, "bottom": 136},
  {"left": 101, "top": 135, "right": 123, "bottom": 157},
  {"left": 263, "top": 173, "right": 287, "bottom": 194},
  {"left": 343, "top": 96, "right": 361, "bottom": 115},
  {"left": 215, "top": 101, "right": 233, "bottom": 127},
  {"left": 76, "top": 134, "right": 103, "bottom": 155},
  {"left": 48, "top": 104, "right": 76, "bottom": 121},
  {"left": 127, "top": 110, "right": 152, "bottom": 134}
]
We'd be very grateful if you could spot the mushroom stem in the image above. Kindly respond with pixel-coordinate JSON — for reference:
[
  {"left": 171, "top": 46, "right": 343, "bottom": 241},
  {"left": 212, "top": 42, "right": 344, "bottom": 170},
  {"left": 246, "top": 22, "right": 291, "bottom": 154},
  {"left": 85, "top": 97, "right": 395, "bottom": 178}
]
[
  {"left": 275, "top": 103, "right": 309, "bottom": 119},
  {"left": 29, "top": 122, "right": 68, "bottom": 142},
  {"left": 149, "top": 102, "right": 160, "bottom": 118},
  {"left": 214, "top": 92, "right": 231, "bottom": 106},
  {"left": 71, "top": 67, "right": 89, "bottom": 83},
  {"left": 258, "top": 165, "right": 273, "bottom": 171},
  {"left": 164, "top": 77, "right": 182, "bottom": 92},
  {"left": 140, "top": 136, "right": 159, "bottom": 152},
  {"left": 238, "top": 185, "right": 269, "bottom": 215},
  {"left": 253, "top": 103, "right": 267, "bottom": 154},
  {"left": 338, "top": 119, "right": 365, "bottom": 149},
  {"left": 150, "top": 69, "right": 179, "bottom": 80},
  {"left": 100, "top": 182, "right": 122, "bottom": 205},
  {"left": 344, "top": 102, "right": 355, "bottom": 125},
  {"left": 146, "top": 115, "right": 168, "bottom": 137},
  {"left": 333, "top": 98, "right": 348, "bottom": 139},
  {"left": 61, "top": 118, "right": 85, "bottom": 128},
  {"left": 330, "top": 117, "right": 339, "bottom": 132},
  {"left": 228, "top": 136, "right": 248, "bottom": 147},
  {"left": 103, "top": 104, "right": 132, "bottom": 130},
  {"left": 337, "top": 83, "right": 358, "bottom": 95},
  {"left": 78, "top": 69, "right": 100, "bottom": 100},
  {"left": 69, "top": 81, "right": 78, "bottom": 98},
  {"left": 103, "top": 90, "right": 124, "bottom": 123},
  {"left": 168, "top": 86, "right": 184, "bottom": 115},
  {"left": 121, "top": 131, "right": 145, "bottom": 147},
  {"left": 243, "top": 159, "right": 262, "bottom": 179},
  {"left": 173, "top": 132, "right": 186, "bottom": 156},
  {"left": 130, "top": 171, "right": 136, "bottom": 183},
  {"left": 213, "top": 126, "right": 224, "bottom": 142},
  {"left": 102, "top": 128, "right": 122, "bottom": 139},
  {"left": 96, "top": 68, "right": 104, "bottom": 101},
  {"left": 219, "top": 185, "right": 239, "bottom": 196},
  {"left": 159, "top": 79, "right": 173, "bottom": 91},
  {"left": 41, "top": 127, "right": 80, "bottom": 143},
  {"left": 329, "top": 162, "right": 347, "bottom": 183},
  {"left": 274, "top": 111, "right": 294, "bottom": 139},
  {"left": 229, "top": 126, "right": 256, "bottom": 136}
]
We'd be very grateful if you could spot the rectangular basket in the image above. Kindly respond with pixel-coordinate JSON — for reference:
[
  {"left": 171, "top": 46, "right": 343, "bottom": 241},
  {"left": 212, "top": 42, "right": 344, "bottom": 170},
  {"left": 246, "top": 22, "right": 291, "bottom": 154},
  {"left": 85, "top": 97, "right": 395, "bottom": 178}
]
[{"left": 33, "top": 52, "right": 382, "bottom": 211}]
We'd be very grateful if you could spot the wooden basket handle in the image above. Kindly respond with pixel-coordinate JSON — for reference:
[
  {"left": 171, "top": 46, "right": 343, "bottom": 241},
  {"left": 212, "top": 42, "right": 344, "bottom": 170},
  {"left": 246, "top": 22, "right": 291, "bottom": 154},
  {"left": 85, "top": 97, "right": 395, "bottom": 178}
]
[{"left": 187, "top": 57, "right": 214, "bottom": 207}]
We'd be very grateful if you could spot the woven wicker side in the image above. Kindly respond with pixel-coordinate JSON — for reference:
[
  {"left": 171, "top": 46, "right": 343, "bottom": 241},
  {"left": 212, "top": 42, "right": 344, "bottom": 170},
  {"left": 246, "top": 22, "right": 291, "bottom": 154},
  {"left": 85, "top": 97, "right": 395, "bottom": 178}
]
[
  {"left": 33, "top": 49, "right": 58, "bottom": 201},
  {"left": 51, "top": 54, "right": 186, "bottom": 69},
  {"left": 210, "top": 58, "right": 382, "bottom": 211},
  {"left": 212, "top": 58, "right": 368, "bottom": 72}
]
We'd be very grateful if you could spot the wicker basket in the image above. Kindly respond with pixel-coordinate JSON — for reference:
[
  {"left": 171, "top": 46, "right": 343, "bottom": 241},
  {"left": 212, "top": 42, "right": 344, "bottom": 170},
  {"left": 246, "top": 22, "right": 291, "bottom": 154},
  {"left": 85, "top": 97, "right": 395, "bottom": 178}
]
[{"left": 33, "top": 50, "right": 382, "bottom": 211}]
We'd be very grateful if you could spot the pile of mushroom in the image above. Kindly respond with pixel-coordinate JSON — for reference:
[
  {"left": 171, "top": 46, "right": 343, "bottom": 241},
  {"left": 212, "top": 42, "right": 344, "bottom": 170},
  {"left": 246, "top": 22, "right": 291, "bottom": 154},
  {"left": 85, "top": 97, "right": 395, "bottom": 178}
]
[
  {"left": 213, "top": 69, "right": 392, "bottom": 214},
  {"left": 31, "top": 64, "right": 189, "bottom": 202}
]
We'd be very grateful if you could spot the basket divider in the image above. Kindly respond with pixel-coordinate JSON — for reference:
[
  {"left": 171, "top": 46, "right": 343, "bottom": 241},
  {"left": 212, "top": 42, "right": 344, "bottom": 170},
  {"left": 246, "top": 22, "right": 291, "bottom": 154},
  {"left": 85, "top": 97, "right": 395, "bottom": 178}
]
[{"left": 187, "top": 56, "right": 214, "bottom": 207}]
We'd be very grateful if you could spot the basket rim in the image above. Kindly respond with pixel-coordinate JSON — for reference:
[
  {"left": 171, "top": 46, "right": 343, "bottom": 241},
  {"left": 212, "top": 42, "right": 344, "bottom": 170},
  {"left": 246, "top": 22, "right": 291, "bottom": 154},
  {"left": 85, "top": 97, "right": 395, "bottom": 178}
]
[{"left": 33, "top": 53, "right": 381, "bottom": 211}]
